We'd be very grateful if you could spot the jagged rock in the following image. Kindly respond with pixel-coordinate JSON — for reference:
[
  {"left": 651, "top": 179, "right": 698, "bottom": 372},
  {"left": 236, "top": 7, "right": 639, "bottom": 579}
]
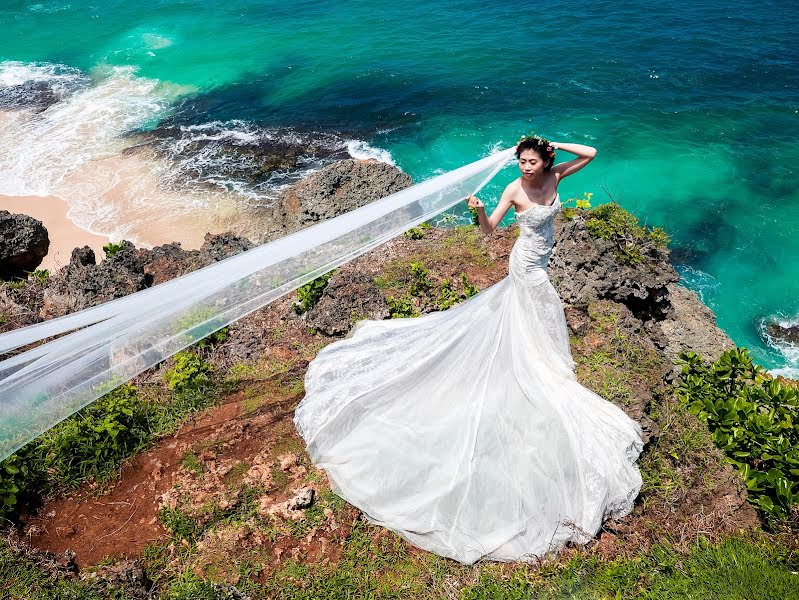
[
  {"left": 200, "top": 231, "right": 254, "bottom": 263},
  {"left": 564, "top": 304, "right": 590, "bottom": 336},
  {"left": 550, "top": 215, "right": 678, "bottom": 321},
  {"left": 39, "top": 233, "right": 255, "bottom": 318},
  {"left": 307, "top": 269, "right": 390, "bottom": 335},
  {"left": 0, "top": 211, "right": 49, "bottom": 279},
  {"left": 655, "top": 283, "right": 735, "bottom": 371},
  {"left": 83, "top": 559, "right": 150, "bottom": 598},
  {"left": 766, "top": 321, "right": 799, "bottom": 346},
  {"left": 288, "top": 487, "right": 315, "bottom": 510},
  {"left": 40, "top": 242, "right": 149, "bottom": 318},
  {"left": 258, "top": 159, "right": 413, "bottom": 242}
]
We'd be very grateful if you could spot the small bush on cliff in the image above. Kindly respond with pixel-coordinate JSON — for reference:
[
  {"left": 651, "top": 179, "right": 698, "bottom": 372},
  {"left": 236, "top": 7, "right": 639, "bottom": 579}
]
[
  {"left": 404, "top": 222, "right": 431, "bottom": 239},
  {"left": 293, "top": 270, "right": 335, "bottom": 315},
  {"left": 437, "top": 273, "right": 479, "bottom": 310},
  {"left": 584, "top": 202, "right": 670, "bottom": 265},
  {"left": 678, "top": 348, "right": 799, "bottom": 521},
  {"left": 386, "top": 295, "right": 418, "bottom": 318},
  {"left": 102, "top": 241, "right": 126, "bottom": 258},
  {"left": 164, "top": 351, "right": 213, "bottom": 394}
]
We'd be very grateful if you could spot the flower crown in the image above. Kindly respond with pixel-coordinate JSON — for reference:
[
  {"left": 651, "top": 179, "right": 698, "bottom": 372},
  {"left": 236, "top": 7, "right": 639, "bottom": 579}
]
[{"left": 517, "top": 133, "right": 556, "bottom": 157}]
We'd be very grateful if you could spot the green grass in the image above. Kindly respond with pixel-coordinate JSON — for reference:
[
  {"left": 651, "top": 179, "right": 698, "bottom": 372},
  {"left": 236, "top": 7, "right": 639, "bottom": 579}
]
[
  {"left": 461, "top": 535, "right": 799, "bottom": 600},
  {"left": 0, "top": 538, "right": 106, "bottom": 600}
]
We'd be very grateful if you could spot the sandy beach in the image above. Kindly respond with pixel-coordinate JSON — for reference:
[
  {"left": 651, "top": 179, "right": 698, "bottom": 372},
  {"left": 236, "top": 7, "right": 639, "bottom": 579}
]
[{"left": 0, "top": 194, "right": 111, "bottom": 273}]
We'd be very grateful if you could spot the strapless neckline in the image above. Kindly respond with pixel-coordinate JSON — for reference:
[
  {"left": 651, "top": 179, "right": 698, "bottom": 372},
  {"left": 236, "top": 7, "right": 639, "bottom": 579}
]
[{"left": 515, "top": 193, "right": 560, "bottom": 216}]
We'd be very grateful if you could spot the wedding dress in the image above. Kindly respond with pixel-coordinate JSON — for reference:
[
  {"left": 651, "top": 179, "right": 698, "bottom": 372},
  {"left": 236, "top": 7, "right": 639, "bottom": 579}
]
[{"left": 293, "top": 193, "right": 644, "bottom": 565}]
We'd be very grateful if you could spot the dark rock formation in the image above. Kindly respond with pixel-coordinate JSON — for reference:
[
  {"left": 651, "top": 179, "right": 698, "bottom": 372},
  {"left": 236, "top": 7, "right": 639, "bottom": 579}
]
[
  {"left": 40, "top": 233, "right": 253, "bottom": 319},
  {"left": 306, "top": 269, "right": 390, "bottom": 336},
  {"left": 83, "top": 559, "right": 150, "bottom": 598},
  {"left": 0, "top": 80, "right": 60, "bottom": 112},
  {"left": 257, "top": 159, "right": 413, "bottom": 242},
  {"left": 766, "top": 321, "right": 799, "bottom": 346},
  {"left": 0, "top": 211, "right": 49, "bottom": 279},
  {"left": 549, "top": 214, "right": 679, "bottom": 321},
  {"left": 126, "top": 124, "right": 350, "bottom": 186}
]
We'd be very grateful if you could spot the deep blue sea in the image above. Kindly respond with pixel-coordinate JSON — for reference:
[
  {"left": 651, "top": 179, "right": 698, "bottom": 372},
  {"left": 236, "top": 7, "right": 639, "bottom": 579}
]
[{"left": 0, "top": 0, "right": 797, "bottom": 373}]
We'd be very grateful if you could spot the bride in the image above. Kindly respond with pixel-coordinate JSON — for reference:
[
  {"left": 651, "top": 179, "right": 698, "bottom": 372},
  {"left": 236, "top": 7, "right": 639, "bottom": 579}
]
[{"left": 293, "top": 135, "right": 643, "bottom": 565}]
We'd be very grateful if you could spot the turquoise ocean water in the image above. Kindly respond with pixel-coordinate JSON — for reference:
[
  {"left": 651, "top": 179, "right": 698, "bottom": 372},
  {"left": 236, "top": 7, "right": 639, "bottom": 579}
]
[{"left": 0, "top": 0, "right": 797, "bottom": 374}]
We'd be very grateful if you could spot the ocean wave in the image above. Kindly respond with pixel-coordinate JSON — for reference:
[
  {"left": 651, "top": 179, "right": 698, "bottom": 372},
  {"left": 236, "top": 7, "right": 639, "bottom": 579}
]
[
  {"left": 0, "top": 60, "right": 399, "bottom": 248},
  {"left": 0, "top": 63, "right": 170, "bottom": 197},
  {"left": 674, "top": 264, "right": 720, "bottom": 308},
  {"left": 0, "top": 61, "right": 88, "bottom": 110},
  {"left": 346, "top": 140, "right": 395, "bottom": 165}
]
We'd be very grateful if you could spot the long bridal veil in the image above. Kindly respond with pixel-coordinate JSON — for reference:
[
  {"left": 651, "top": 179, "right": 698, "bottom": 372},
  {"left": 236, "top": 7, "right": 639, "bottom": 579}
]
[{"left": 0, "top": 148, "right": 515, "bottom": 461}]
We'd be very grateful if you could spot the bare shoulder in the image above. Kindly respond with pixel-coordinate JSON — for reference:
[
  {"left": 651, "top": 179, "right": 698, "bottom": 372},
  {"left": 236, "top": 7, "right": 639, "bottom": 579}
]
[{"left": 498, "top": 178, "right": 521, "bottom": 210}]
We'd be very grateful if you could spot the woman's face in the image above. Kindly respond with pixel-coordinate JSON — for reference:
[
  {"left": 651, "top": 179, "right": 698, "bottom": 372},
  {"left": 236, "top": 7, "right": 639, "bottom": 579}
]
[{"left": 518, "top": 149, "right": 547, "bottom": 182}]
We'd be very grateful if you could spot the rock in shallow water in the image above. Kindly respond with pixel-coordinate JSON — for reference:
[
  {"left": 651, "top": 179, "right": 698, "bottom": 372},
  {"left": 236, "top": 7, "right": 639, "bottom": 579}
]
[{"left": 766, "top": 322, "right": 799, "bottom": 346}]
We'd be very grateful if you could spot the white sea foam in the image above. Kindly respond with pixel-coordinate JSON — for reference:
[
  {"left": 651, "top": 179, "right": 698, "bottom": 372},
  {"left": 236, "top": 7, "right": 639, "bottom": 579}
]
[
  {"left": 346, "top": 140, "right": 395, "bottom": 165},
  {"left": 0, "top": 60, "right": 400, "bottom": 248},
  {"left": 0, "top": 60, "right": 87, "bottom": 101},
  {"left": 758, "top": 313, "right": 799, "bottom": 380},
  {"left": 675, "top": 264, "right": 720, "bottom": 308},
  {"left": 0, "top": 63, "right": 170, "bottom": 197}
]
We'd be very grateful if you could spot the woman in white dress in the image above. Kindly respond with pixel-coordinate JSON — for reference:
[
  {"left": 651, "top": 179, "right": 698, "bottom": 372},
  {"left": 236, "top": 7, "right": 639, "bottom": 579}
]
[{"left": 293, "top": 135, "right": 643, "bottom": 565}]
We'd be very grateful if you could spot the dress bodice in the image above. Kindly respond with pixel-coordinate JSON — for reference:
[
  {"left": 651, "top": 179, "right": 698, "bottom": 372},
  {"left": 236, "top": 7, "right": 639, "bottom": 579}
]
[{"left": 509, "top": 193, "right": 561, "bottom": 284}]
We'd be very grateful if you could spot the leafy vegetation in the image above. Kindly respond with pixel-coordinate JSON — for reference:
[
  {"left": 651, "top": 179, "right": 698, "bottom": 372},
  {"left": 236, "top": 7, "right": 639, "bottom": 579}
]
[
  {"left": 386, "top": 294, "right": 418, "bottom": 318},
  {"left": 561, "top": 191, "right": 594, "bottom": 220},
  {"left": 403, "top": 221, "right": 431, "bottom": 239},
  {"left": 678, "top": 347, "right": 799, "bottom": 521},
  {"left": 102, "top": 241, "right": 126, "bottom": 258},
  {"left": 293, "top": 270, "right": 336, "bottom": 315},
  {"left": 583, "top": 202, "right": 670, "bottom": 265},
  {"left": 163, "top": 351, "right": 213, "bottom": 393},
  {"left": 0, "top": 352, "right": 219, "bottom": 518},
  {"left": 436, "top": 273, "right": 479, "bottom": 310}
]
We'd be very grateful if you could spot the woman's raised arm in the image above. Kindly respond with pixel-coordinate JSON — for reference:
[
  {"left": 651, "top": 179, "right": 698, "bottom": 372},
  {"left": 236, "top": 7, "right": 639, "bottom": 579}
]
[{"left": 550, "top": 142, "right": 597, "bottom": 180}]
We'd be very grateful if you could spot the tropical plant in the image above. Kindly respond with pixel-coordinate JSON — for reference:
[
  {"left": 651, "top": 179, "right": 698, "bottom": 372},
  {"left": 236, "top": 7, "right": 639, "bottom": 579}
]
[
  {"left": 677, "top": 348, "right": 799, "bottom": 521},
  {"left": 293, "top": 270, "right": 335, "bottom": 314}
]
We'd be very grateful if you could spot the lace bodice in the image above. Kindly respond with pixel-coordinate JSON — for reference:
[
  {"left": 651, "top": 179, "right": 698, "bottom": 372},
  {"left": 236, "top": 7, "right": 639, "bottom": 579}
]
[{"left": 509, "top": 193, "right": 561, "bottom": 284}]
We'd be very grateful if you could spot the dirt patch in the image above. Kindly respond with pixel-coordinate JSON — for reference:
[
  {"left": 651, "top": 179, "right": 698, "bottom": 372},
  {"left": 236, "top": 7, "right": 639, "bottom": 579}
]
[{"left": 23, "top": 391, "right": 247, "bottom": 566}]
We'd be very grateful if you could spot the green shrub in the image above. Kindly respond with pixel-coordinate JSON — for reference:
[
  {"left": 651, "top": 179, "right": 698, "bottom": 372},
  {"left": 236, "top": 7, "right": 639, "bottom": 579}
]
[
  {"left": 386, "top": 295, "right": 418, "bottom": 318},
  {"left": 163, "top": 351, "right": 213, "bottom": 393},
  {"left": 29, "top": 269, "right": 49, "bottom": 284},
  {"left": 408, "top": 262, "right": 432, "bottom": 296},
  {"left": 102, "top": 241, "right": 126, "bottom": 258},
  {"left": 293, "top": 270, "right": 335, "bottom": 314},
  {"left": 39, "top": 383, "right": 150, "bottom": 489},
  {"left": 584, "top": 203, "right": 670, "bottom": 265},
  {"left": 436, "top": 273, "right": 479, "bottom": 310},
  {"left": 0, "top": 451, "right": 39, "bottom": 518},
  {"left": 403, "top": 222, "right": 431, "bottom": 239},
  {"left": 677, "top": 348, "right": 799, "bottom": 520}
]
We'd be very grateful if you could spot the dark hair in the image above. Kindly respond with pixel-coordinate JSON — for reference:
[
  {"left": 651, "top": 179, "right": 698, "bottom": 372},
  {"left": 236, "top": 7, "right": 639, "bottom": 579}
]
[{"left": 515, "top": 135, "right": 555, "bottom": 172}]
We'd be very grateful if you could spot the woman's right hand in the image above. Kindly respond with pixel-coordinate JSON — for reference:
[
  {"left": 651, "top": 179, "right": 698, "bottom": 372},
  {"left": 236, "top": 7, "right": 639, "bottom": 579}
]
[{"left": 466, "top": 194, "right": 484, "bottom": 209}]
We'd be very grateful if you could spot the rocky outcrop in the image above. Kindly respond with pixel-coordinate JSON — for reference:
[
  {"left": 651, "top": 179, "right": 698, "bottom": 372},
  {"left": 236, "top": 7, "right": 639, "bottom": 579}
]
[
  {"left": 653, "top": 283, "right": 735, "bottom": 370},
  {"left": 306, "top": 270, "right": 390, "bottom": 336},
  {"left": 39, "top": 234, "right": 253, "bottom": 319},
  {"left": 0, "top": 211, "right": 49, "bottom": 279},
  {"left": 26, "top": 159, "right": 410, "bottom": 320},
  {"left": 257, "top": 159, "right": 413, "bottom": 242},
  {"left": 549, "top": 215, "right": 679, "bottom": 321}
]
